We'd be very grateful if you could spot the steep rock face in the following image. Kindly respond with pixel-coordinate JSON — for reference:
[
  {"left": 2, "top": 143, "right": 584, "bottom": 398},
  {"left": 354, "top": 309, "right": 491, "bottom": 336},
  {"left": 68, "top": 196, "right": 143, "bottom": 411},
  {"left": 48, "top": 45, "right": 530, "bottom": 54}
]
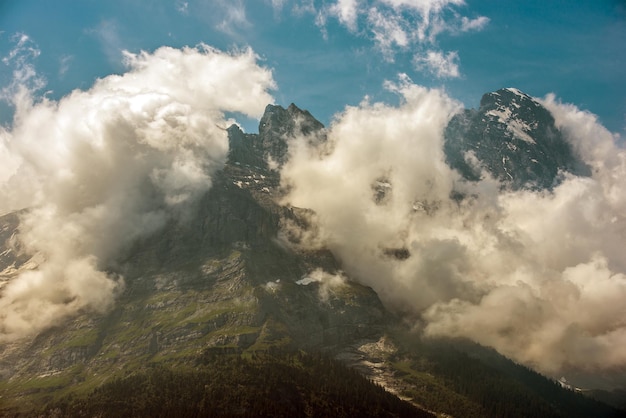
[
  {"left": 229, "top": 103, "right": 325, "bottom": 168},
  {"left": 0, "top": 211, "right": 30, "bottom": 279},
  {"left": 259, "top": 103, "right": 325, "bottom": 166},
  {"left": 445, "top": 88, "right": 590, "bottom": 190},
  {"left": 227, "top": 125, "right": 266, "bottom": 169}
]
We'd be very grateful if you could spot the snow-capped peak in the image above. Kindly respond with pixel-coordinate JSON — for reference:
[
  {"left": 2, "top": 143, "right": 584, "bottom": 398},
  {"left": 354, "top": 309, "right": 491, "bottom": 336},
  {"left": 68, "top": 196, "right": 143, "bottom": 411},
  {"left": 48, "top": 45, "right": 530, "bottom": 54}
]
[{"left": 505, "top": 87, "right": 532, "bottom": 100}]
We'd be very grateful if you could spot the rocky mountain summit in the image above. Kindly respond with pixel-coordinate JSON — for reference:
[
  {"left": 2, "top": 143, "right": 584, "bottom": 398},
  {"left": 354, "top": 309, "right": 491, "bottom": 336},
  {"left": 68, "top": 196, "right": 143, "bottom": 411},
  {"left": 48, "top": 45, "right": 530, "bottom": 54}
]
[
  {"left": 228, "top": 103, "right": 324, "bottom": 169},
  {"left": 0, "top": 98, "right": 623, "bottom": 417},
  {"left": 445, "top": 87, "right": 590, "bottom": 190}
]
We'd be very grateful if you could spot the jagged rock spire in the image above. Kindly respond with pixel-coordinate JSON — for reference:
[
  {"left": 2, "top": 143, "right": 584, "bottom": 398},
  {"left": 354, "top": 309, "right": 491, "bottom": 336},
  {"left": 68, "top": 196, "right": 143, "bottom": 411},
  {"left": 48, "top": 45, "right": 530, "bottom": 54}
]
[{"left": 228, "top": 103, "right": 324, "bottom": 169}]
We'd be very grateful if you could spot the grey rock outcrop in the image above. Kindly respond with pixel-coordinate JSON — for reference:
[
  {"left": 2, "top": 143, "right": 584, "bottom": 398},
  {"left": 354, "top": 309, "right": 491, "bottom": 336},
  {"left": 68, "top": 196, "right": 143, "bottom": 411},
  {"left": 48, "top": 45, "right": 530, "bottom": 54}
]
[
  {"left": 229, "top": 103, "right": 325, "bottom": 168},
  {"left": 444, "top": 88, "right": 590, "bottom": 190}
]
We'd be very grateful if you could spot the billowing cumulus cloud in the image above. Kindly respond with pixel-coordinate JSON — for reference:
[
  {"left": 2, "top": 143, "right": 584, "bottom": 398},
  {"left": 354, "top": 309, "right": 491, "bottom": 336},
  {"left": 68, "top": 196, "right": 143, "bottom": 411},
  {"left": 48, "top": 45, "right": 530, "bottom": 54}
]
[
  {"left": 280, "top": 75, "right": 465, "bottom": 310},
  {"left": 0, "top": 43, "right": 275, "bottom": 341},
  {"left": 279, "top": 76, "right": 626, "bottom": 378}
]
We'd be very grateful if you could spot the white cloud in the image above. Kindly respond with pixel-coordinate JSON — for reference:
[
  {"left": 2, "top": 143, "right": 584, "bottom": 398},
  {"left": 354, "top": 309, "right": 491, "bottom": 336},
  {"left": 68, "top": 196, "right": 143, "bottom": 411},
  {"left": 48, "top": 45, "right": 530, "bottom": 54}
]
[
  {"left": 370, "top": 0, "right": 479, "bottom": 43},
  {"left": 380, "top": 0, "right": 466, "bottom": 40},
  {"left": 58, "top": 54, "right": 73, "bottom": 78},
  {"left": 172, "top": 1, "right": 251, "bottom": 36},
  {"left": 1, "top": 33, "right": 40, "bottom": 65},
  {"left": 329, "top": 0, "right": 360, "bottom": 32},
  {"left": 460, "top": 15, "right": 489, "bottom": 32},
  {"left": 280, "top": 75, "right": 463, "bottom": 311},
  {"left": 176, "top": 0, "right": 189, "bottom": 14},
  {"left": 414, "top": 49, "right": 460, "bottom": 78},
  {"left": 0, "top": 45, "right": 275, "bottom": 341},
  {"left": 289, "top": 0, "right": 487, "bottom": 50},
  {"left": 367, "top": 7, "right": 409, "bottom": 60},
  {"left": 0, "top": 128, "right": 20, "bottom": 188},
  {"left": 297, "top": 0, "right": 487, "bottom": 75},
  {"left": 380, "top": 0, "right": 465, "bottom": 12},
  {"left": 269, "top": 0, "right": 288, "bottom": 14},
  {"left": 278, "top": 78, "right": 626, "bottom": 378},
  {"left": 292, "top": 0, "right": 317, "bottom": 16},
  {"left": 297, "top": 269, "right": 348, "bottom": 302},
  {"left": 0, "top": 33, "right": 45, "bottom": 104},
  {"left": 215, "top": 0, "right": 250, "bottom": 34}
]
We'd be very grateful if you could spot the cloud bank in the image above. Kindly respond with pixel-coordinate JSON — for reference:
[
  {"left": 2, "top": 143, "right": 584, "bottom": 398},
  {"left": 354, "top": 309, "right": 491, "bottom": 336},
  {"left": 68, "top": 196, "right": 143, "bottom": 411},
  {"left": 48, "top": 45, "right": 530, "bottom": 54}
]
[
  {"left": 279, "top": 76, "right": 626, "bottom": 378},
  {"left": 0, "top": 43, "right": 275, "bottom": 341}
]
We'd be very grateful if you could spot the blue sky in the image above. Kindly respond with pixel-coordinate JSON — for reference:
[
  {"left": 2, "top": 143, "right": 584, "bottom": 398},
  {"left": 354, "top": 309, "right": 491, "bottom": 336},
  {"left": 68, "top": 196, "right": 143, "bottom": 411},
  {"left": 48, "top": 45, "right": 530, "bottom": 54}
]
[{"left": 0, "top": 0, "right": 625, "bottom": 135}]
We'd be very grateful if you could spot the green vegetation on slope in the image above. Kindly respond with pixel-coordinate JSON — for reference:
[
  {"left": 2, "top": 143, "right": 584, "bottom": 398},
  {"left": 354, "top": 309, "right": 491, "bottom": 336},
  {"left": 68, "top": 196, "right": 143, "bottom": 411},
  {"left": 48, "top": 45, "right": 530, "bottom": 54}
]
[
  {"left": 388, "top": 333, "right": 626, "bottom": 418},
  {"left": 39, "top": 350, "right": 433, "bottom": 418}
]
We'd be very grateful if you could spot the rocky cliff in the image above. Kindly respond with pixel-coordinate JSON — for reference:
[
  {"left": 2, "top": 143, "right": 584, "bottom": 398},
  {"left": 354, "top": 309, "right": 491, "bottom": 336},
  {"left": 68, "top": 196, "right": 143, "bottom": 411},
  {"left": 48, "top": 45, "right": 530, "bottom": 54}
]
[{"left": 445, "top": 87, "right": 590, "bottom": 190}]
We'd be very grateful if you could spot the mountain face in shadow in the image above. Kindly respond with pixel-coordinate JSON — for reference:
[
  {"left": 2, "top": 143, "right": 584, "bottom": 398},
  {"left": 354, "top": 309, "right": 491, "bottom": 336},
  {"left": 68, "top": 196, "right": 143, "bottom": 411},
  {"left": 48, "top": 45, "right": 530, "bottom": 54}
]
[{"left": 445, "top": 87, "right": 590, "bottom": 190}]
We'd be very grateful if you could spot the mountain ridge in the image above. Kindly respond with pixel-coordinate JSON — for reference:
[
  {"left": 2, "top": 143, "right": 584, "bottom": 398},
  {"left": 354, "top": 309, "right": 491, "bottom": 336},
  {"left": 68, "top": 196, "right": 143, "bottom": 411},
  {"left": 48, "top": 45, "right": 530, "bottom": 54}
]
[{"left": 0, "top": 94, "right": 624, "bottom": 417}]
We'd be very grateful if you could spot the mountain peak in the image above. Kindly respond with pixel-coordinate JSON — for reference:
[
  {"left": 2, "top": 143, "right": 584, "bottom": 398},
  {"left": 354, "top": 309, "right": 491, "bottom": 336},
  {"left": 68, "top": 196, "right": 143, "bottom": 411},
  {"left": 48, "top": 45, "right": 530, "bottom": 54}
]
[
  {"left": 480, "top": 88, "right": 542, "bottom": 114},
  {"left": 259, "top": 103, "right": 323, "bottom": 132},
  {"left": 228, "top": 103, "right": 325, "bottom": 169},
  {"left": 445, "top": 87, "right": 590, "bottom": 190},
  {"left": 504, "top": 87, "right": 532, "bottom": 99}
]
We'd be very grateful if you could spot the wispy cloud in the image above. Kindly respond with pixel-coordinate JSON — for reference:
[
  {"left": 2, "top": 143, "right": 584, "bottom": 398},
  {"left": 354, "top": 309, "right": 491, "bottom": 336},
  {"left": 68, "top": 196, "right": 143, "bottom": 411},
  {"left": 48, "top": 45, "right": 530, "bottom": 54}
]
[
  {"left": 87, "top": 19, "right": 125, "bottom": 67},
  {"left": 367, "top": 7, "right": 409, "bottom": 60},
  {"left": 292, "top": 0, "right": 317, "bottom": 16},
  {"left": 175, "top": 0, "right": 189, "bottom": 15},
  {"left": 414, "top": 49, "right": 460, "bottom": 78},
  {"left": 460, "top": 15, "right": 489, "bottom": 32},
  {"left": 180, "top": 0, "right": 252, "bottom": 37},
  {"left": 58, "top": 54, "right": 73, "bottom": 78},
  {"left": 215, "top": 0, "right": 250, "bottom": 34},
  {"left": 378, "top": 0, "right": 465, "bottom": 41},
  {"left": 0, "top": 33, "right": 45, "bottom": 105},
  {"left": 269, "top": 0, "right": 289, "bottom": 14},
  {"left": 329, "top": 0, "right": 360, "bottom": 32},
  {"left": 281, "top": 0, "right": 488, "bottom": 76}
]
